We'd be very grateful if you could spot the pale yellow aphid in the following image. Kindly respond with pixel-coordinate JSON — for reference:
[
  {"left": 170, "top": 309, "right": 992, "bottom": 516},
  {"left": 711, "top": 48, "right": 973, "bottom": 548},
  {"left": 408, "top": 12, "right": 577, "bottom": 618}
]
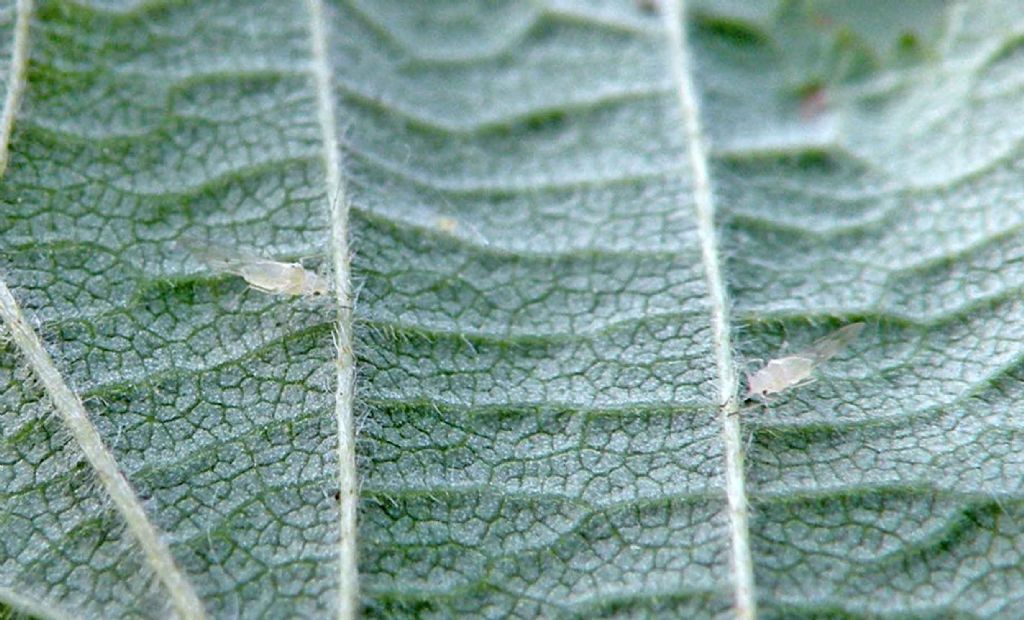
[
  {"left": 745, "top": 322, "right": 865, "bottom": 401},
  {"left": 181, "top": 237, "right": 329, "bottom": 297},
  {"left": 436, "top": 216, "right": 458, "bottom": 233}
]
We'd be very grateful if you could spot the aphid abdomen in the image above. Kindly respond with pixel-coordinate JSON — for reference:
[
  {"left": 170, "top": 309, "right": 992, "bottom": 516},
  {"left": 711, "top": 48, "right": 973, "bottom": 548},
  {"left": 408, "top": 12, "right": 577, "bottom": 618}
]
[
  {"left": 237, "top": 261, "right": 304, "bottom": 294},
  {"left": 747, "top": 356, "right": 815, "bottom": 397},
  {"left": 769, "top": 356, "right": 815, "bottom": 388},
  {"left": 181, "top": 237, "right": 329, "bottom": 297}
]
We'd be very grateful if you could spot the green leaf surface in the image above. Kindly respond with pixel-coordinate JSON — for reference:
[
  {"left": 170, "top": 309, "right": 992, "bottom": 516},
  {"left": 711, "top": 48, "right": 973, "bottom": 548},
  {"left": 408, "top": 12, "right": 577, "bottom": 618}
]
[{"left": 1, "top": 0, "right": 1023, "bottom": 619}]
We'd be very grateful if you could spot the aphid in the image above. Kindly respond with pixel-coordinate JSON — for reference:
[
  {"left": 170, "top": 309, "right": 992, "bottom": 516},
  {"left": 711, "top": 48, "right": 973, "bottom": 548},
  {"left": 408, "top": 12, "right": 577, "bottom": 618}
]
[
  {"left": 745, "top": 322, "right": 865, "bottom": 401},
  {"left": 180, "top": 237, "right": 329, "bottom": 297},
  {"left": 436, "top": 216, "right": 458, "bottom": 233},
  {"left": 636, "top": 0, "right": 660, "bottom": 13}
]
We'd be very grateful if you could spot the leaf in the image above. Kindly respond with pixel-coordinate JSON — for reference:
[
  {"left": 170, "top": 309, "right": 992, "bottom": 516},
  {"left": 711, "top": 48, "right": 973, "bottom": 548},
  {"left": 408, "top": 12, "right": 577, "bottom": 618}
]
[{"left": 1, "top": 0, "right": 1023, "bottom": 619}]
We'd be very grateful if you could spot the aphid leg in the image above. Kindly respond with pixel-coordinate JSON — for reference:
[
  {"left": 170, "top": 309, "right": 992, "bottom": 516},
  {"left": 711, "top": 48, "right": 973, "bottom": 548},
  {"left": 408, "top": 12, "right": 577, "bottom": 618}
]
[
  {"left": 294, "top": 251, "right": 323, "bottom": 263},
  {"left": 220, "top": 287, "right": 246, "bottom": 314},
  {"left": 732, "top": 396, "right": 766, "bottom": 416},
  {"left": 751, "top": 397, "right": 771, "bottom": 413},
  {"left": 743, "top": 393, "right": 774, "bottom": 414},
  {"left": 247, "top": 282, "right": 276, "bottom": 294},
  {"left": 744, "top": 428, "right": 756, "bottom": 454},
  {"left": 216, "top": 279, "right": 257, "bottom": 311},
  {"left": 791, "top": 377, "right": 817, "bottom": 391}
]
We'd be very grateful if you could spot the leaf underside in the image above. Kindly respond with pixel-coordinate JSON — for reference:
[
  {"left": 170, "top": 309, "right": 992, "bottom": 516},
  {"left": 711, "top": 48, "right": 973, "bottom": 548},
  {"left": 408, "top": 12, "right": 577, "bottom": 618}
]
[{"left": 2, "top": 1, "right": 1024, "bottom": 619}]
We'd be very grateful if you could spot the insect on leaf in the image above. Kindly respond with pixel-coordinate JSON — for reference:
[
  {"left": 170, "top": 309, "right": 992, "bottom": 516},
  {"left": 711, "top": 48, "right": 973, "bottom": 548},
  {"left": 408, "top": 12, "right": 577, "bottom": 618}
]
[
  {"left": 745, "top": 322, "right": 866, "bottom": 399},
  {"left": 798, "top": 322, "right": 866, "bottom": 364},
  {"left": 179, "top": 236, "right": 330, "bottom": 297}
]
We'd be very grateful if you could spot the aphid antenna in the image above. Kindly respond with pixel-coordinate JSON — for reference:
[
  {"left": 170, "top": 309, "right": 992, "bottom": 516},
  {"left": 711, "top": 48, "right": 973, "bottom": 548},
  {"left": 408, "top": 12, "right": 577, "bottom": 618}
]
[
  {"left": 791, "top": 377, "right": 817, "bottom": 391},
  {"left": 744, "top": 427, "right": 757, "bottom": 454},
  {"left": 220, "top": 287, "right": 246, "bottom": 313},
  {"left": 461, "top": 218, "right": 492, "bottom": 247}
]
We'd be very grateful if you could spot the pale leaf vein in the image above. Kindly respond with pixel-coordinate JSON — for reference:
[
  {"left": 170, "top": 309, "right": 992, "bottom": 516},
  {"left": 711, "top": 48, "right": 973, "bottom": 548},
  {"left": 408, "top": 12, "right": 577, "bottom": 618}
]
[
  {"left": 663, "top": 1, "right": 756, "bottom": 618},
  {"left": 0, "top": 0, "right": 32, "bottom": 175},
  {"left": 305, "top": 1, "right": 360, "bottom": 618},
  {"left": 0, "top": 281, "right": 208, "bottom": 619}
]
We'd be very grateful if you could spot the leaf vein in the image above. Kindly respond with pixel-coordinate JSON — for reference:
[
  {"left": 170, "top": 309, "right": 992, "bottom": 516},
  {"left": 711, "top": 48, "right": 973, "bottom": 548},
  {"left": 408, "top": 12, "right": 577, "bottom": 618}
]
[
  {"left": 305, "top": 1, "right": 360, "bottom": 618},
  {"left": 0, "top": 280, "right": 208, "bottom": 618},
  {"left": 663, "top": 1, "right": 756, "bottom": 618},
  {"left": 0, "top": 584, "right": 78, "bottom": 620},
  {"left": 0, "top": 0, "right": 32, "bottom": 176}
]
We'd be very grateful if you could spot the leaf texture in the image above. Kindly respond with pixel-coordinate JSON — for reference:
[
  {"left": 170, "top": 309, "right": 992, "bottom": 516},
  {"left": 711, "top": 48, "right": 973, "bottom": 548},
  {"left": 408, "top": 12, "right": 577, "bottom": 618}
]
[
  {"left": 1, "top": 0, "right": 1023, "bottom": 619},
  {"left": 339, "top": 1, "right": 733, "bottom": 616},
  {"left": 704, "top": 0, "right": 1024, "bottom": 617}
]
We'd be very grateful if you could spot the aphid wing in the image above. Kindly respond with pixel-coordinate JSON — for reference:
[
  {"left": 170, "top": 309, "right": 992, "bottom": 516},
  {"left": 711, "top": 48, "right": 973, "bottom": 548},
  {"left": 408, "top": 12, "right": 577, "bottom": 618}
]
[
  {"left": 799, "top": 322, "right": 865, "bottom": 364},
  {"left": 179, "top": 237, "right": 254, "bottom": 273},
  {"left": 774, "top": 356, "right": 816, "bottom": 385}
]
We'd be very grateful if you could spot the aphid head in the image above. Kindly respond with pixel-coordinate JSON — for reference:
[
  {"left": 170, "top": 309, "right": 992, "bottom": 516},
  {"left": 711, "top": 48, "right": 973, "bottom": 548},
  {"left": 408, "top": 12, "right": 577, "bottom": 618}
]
[
  {"left": 300, "top": 271, "right": 331, "bottom": 297},
  {"left": 310, "top": 277, "right": 331, "bottom": 297},
  {"left": 745, "top": 371, "right": 771, "bottom": 400}
]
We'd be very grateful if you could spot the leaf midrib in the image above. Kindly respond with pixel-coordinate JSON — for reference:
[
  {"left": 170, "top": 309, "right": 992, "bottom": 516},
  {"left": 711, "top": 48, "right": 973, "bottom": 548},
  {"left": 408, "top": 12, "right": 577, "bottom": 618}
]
[
  {"left": 303, "top": 1, "right": 359, "bottom": 619},
  {"left": 663, "top": 1, "right": 756, "bottom": 618}
]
